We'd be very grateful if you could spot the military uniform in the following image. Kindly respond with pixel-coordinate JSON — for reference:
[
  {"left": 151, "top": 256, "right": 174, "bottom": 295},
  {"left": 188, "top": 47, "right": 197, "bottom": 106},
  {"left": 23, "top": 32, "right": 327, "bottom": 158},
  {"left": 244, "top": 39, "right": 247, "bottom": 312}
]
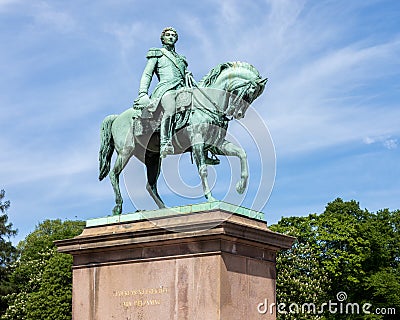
[
  {"left": 134, "top": 46, "right": 220, "bottom": 164},
  {"left": 135, "top": 47, "right": 188, "bottom": 113}
]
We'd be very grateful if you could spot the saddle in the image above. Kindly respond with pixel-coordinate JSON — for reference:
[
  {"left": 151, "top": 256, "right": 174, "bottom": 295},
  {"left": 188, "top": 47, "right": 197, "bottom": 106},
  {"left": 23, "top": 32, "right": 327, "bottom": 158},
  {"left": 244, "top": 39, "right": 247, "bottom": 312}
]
[
  {"left": 175, "top": 88, "right": 192, "bottom": 111},
  {"left": 133, "top": 88, "right": 193, "bottom": 136}
]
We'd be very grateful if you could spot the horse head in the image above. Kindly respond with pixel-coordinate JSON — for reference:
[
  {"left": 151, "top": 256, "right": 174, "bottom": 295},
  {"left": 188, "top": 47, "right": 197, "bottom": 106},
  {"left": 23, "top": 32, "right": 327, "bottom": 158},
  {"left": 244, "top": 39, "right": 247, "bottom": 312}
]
[
  {"left": 199, "top": 62, "right": 267, "bottom": 120},
  {"left": 228, "top": 76, "right": 268, "bottom": 119}
]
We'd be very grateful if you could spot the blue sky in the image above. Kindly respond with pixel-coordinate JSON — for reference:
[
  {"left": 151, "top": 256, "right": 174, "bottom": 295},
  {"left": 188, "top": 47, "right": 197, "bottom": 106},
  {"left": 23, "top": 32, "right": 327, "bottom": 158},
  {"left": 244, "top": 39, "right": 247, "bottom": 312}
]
[{"left": 1, "top": 0, "right": 399, "bottom": 243}]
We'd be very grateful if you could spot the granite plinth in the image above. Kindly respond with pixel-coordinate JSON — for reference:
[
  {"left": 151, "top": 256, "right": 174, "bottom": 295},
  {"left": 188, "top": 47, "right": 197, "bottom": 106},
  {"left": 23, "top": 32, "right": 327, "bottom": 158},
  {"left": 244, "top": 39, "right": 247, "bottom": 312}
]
[{"left": 56, "top": 205, "right": 294, "bottom": 320}]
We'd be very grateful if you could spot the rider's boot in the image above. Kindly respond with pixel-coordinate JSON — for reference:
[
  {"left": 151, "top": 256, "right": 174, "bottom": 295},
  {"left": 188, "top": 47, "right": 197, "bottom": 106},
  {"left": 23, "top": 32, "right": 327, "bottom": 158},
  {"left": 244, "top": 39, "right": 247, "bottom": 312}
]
[{"left": 160, "top": 115, "right": 174, "bottom": 158}]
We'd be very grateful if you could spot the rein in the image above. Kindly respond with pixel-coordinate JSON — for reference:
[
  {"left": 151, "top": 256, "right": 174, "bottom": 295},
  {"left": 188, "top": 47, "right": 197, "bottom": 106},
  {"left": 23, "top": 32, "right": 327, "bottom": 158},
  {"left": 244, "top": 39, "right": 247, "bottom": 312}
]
[
  {"left": 186, "top": 70, "right": 262, "bottom": 123},
  {"left": 228, "top": 78, "right": 260, "bottom": 104},
  {"left": 192, "top": 90, "right": 226, "bottom": 124},
  {"left": 186, "top": 74, "right": 225, "bottom": 121}
]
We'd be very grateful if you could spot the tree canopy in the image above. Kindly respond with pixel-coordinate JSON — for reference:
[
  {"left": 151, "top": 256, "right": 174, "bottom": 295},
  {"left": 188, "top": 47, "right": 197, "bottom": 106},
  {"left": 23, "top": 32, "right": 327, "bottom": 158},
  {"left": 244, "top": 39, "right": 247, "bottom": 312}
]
[
  {"left": 270, "top": 198, "right": 400, "bottom": 320},
  {"left": 1, "top": 219, "right": 84, "bottom": 320}
]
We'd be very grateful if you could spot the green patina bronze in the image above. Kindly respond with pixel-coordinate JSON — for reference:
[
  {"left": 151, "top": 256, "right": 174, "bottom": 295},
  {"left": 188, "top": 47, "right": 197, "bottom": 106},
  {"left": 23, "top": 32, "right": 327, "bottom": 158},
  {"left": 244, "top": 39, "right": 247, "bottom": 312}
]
[
  {"left": 133, "top": 27, "right": 191, "bottom": 157},
  {"left": 99, "top": 27, "right": 267, "bottom": 215},
  {"left": 86, "top": 201, "right": 264, "bottom": 227}
]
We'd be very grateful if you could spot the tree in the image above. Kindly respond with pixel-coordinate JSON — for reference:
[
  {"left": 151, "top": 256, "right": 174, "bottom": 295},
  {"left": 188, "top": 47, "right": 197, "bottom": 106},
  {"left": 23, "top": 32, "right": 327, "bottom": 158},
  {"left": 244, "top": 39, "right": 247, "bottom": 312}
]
[
  {"left": 363, "top": 209, "right": 400, "bottom": 313},
  {"left": 271, "top": 215, "right": 331, "bottom": 320},
  {"left": 316, "top": 199, "right": 371, "bottom": 299},
  {"left": 0, "top": 190, "right": 17, "bottom": 316},
  {"left": 271, "top": 199, "right": 400, "bottom": 320},
  {"left": 2, "top": 219, "right": 84, "bottom": 320},
  {"left": 26, "top": 248, "right": 73, "bottom": 320}
]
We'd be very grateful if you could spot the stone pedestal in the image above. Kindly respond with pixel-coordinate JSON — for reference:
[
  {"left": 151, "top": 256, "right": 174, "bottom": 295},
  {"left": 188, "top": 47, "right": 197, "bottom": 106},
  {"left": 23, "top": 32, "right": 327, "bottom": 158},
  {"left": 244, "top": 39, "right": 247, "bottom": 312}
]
[{"left": 56, "top": 202, "right": 294, "bottom": 320}]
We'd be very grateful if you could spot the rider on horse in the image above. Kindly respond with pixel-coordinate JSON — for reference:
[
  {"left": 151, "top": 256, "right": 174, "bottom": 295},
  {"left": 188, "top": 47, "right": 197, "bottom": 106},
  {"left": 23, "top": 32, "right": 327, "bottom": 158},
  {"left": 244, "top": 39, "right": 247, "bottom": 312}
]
[{"left": 133, "top": 27, "right": 219, "bottom": 164}]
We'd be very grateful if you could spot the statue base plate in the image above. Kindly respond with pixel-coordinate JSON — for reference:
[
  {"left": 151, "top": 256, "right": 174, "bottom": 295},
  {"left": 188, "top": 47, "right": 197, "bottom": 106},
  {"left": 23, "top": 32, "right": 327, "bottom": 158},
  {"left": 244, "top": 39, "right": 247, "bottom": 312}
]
[{"left": 86, "top": 201, "right": 264, "bottom": 227}]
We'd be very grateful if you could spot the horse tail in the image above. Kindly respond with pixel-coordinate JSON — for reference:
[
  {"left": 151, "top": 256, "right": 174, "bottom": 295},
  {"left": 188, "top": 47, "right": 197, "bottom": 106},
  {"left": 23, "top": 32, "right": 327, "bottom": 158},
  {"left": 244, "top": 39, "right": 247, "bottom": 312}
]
[{"left": 99, "top": 115, "right": 118, "bottom": 181}]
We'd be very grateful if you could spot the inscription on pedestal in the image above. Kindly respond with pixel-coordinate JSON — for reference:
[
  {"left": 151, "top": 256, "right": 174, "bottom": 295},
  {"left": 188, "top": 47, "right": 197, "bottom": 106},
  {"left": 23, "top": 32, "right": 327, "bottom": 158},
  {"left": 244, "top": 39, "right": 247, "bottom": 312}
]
[{"left": 112, "top": 286, "right": 169, "bottom": 309}]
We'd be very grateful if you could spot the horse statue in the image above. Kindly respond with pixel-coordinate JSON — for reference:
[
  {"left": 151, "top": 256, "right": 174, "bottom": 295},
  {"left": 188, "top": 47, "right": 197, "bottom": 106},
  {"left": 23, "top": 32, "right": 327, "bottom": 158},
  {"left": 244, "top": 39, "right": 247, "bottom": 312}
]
[{"left": 99, "top": 61, "right": 267, "bottom": 215}]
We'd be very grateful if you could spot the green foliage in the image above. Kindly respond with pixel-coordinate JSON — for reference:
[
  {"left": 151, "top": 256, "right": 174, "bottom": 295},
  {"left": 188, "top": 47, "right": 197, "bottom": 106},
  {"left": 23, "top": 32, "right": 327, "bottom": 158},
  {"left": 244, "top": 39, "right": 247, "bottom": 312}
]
[
  {"left": 17, "top": 219, "right": 85, "bottom": 262},
  {"left": 1, "top": 219, "right": 84, "bottom": 320},
  {"left": 317, "top": 199, "right": 371, "bottom": 295},
  {"left": 271, "top": 198, "right": 400, "bottom": 320},
  {"left": 366, "top": 269, "right": 400, "bottom": 307},
  {"left": 271, "top": 215, "right": 330, "bottom": 320},
  {"left": 363, "top": 209, "right": 400, "bottom": 314},
  {"left": 0, "top": 190, "right": 11, "bottom": 213},
  {"left": 0, "top": 190, "right": 17, "bottom": 316},
  {"left": 26, "top": 249, "right": 73, "bottom": 320}
]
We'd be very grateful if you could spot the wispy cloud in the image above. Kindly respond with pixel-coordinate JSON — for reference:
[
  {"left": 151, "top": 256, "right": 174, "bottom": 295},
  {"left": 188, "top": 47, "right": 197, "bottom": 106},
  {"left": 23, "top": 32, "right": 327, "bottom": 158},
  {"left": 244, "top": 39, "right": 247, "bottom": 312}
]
[
  {"left": 31, "top": 2, "right": 77, "bottom": 33},
  {"left": 104, "top": 22, "right": 154, "bottom": 62},
  {"left": 0, "top": 0, "right": 20, "bottom": 10},
  {"left": 363, "top": 136, "right": 398, "bottom": 150}
]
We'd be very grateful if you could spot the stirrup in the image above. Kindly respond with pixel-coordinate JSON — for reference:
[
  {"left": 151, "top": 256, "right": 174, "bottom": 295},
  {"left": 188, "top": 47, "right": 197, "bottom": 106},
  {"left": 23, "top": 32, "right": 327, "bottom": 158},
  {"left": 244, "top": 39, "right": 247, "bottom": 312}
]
[{"left": 205, "top": 154, "right": 220, "bottom": 165}]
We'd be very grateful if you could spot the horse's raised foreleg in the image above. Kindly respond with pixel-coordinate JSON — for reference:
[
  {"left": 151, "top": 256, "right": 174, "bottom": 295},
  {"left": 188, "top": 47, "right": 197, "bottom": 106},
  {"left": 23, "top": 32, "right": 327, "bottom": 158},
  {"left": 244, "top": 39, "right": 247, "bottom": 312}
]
[
  {"left": 214, "top": 140, "right": 249, "bottom": 194},
  {"left": 192, "top": 140, "right": 216, "bottom": 202},
  {"left": 145, "top": 150, "right": 165, "bottom": 208}
]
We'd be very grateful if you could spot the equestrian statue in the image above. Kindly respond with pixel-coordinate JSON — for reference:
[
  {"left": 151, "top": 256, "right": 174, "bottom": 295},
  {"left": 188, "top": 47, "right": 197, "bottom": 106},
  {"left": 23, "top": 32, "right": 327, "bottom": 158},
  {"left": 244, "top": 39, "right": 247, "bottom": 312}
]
[{"left": 99, "top": 27, "right": 267, "bottom": 215}]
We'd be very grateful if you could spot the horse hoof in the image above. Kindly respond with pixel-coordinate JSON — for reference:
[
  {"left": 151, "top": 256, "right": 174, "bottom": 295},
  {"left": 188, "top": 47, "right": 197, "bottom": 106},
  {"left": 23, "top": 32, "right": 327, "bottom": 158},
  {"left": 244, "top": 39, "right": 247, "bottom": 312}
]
[
  {"left": 156, "top": 202, "right": 166, "bottom": 209},
  {"left": 206, "top": 195, "right": 217, "bottom": 202},
  {"left": 112, "top": 205, "right": 122, "bottom": 215},
  {"left": 236, "top": 180, "right": 246, "bottom": 194}
]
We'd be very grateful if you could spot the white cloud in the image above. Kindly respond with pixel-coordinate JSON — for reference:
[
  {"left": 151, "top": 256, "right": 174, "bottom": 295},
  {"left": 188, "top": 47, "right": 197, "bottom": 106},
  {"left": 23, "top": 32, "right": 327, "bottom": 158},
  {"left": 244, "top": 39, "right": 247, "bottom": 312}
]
[
  {"left": 363, "top": 137, "right": 375, "bottom": 145},
  {"left": 32, "top": 2, "right": 76, "bottom": 33},
  {"left": 0, "top": 1, "right": 77, "bottom": 32},
  {"left": 0, "top": 0, "right": 19, "bottom": 10},
  {"left": 104, "top": 22, "right": 153, "bottom": 60},
  {"left": 363, "top": 136, "right": 398, "bottom": 150},
  {"left": 384, "top": 139, "right": 398, "bottom": 150},
  {"left": 0, "top": 136, "right": 95, "bottom": 186}
]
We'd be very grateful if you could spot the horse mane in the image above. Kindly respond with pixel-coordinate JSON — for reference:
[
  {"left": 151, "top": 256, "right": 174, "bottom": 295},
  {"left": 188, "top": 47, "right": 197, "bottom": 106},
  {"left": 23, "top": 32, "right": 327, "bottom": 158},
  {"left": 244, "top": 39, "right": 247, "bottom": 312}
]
[{"left": 198, "top": 61, "right": 260, "bottom": 87}]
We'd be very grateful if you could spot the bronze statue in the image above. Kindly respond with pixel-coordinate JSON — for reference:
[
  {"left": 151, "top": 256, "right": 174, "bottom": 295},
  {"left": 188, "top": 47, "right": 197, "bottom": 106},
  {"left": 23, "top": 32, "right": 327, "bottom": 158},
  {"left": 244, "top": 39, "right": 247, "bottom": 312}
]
[
  {"left": 99, "top": 27, "right": 267, "bottom": 215},
  {"left": 133, "top": 27, "right": 190, "bottom": 157}
]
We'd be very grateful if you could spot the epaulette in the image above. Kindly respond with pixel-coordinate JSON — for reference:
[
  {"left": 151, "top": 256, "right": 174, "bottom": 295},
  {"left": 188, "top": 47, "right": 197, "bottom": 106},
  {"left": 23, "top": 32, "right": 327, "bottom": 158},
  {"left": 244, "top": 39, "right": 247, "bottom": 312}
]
[{"left": 146, "top": 48, "right": 163, "bottom": 58}]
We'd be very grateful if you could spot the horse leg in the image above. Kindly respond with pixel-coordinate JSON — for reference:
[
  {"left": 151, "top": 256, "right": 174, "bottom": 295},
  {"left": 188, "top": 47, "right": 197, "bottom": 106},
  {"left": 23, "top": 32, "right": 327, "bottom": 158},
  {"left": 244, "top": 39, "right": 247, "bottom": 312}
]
[
  {"left": 192, "top": 141, "right": 216, "bottom": 202},
  {"left": 109, "top": 147, "right": 134, "bottom": 215},
  {"left": 214, "top": 140, "right": 249, "bottom": 194},
  {"left": 109, "top": 156, "right": 123, "bottom": 215},
  {"left": 145, "top": 150, "right": 166, "bottom": 208}
]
